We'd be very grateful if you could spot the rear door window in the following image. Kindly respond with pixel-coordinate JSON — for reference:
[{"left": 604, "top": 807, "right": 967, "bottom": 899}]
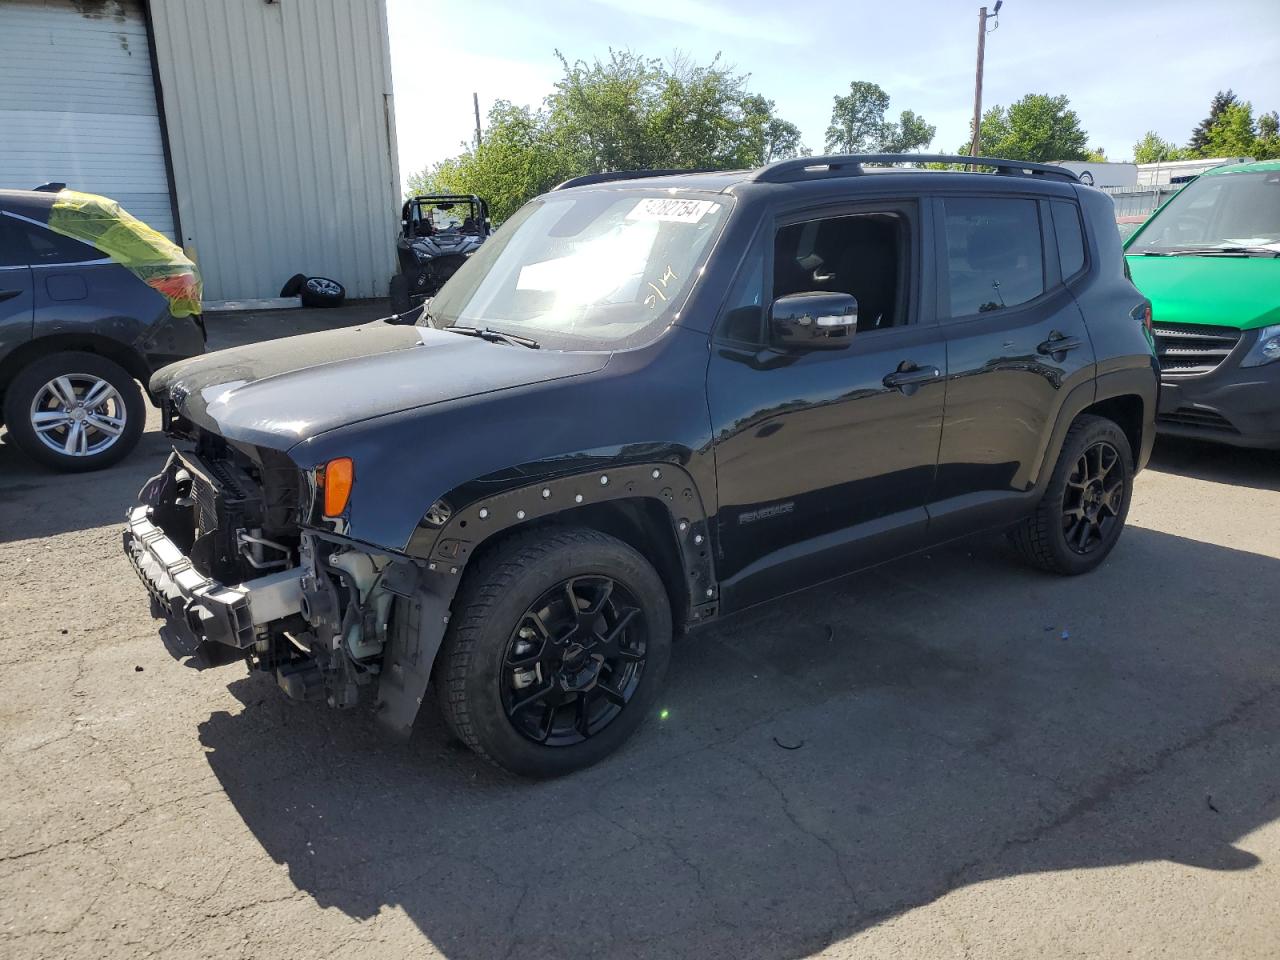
[{"left": 943, "top": 198, "right": 1045, "bottom": 317}]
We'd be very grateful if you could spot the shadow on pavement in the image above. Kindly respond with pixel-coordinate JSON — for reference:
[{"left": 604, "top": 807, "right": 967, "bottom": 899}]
[
  {"left": 0, "top": 423, "right": 169, "bottom": 543},
  {"left": 1149, "top": 436, "right": 1280, "bottom": 492},
  {"left": 197, "top": 525, "right": 1280, "bottom": 959}
]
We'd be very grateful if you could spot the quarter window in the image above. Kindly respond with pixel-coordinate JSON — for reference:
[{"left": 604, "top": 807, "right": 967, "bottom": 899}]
[
  {"left": 0, "top": 218, "right": 27, "bottom": 267},
  {"left": 943, "top": 198, "right": 1044, "bottom": 317},
  {"left": 1051, "top": 200, "right": 1086, "bottom": 279},
  {"left": 717, "top": 234, "right": 767, "bottom": 344},
  {"left": 0, "top": 214, "right": 101, "bottom": 266}
]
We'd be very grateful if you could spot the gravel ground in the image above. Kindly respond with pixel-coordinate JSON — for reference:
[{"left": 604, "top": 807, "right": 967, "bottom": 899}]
[{"left": 1, "top": 318, "right": 1278, "bottom": 959}]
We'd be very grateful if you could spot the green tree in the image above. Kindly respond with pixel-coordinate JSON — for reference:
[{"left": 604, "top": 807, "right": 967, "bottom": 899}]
[
  {"left": 882, "top": 109, "right": 936, "bottom": 153},
  {"left": 1257, "top": 111, "right": 1280, "bottom": 160},
  {"left": 825, "top": 81, "right": 889, "bottom": 152},
  {"left": 1181, "top": 95, "right": 1280, "bottom": 161},
  {"left": 742, "top": 94, "right": 805, "bottom": 162},
  {"left": 1132, "top": 131, "right": 1188, "bottom": 164},
  {"left": 405, "top": 50, "right": 804, "bottom": 221},
  {"left": 406, "top": 101, "right": 571, "bottom": 220},
  {"left": 1188, "top": 89, "right": 1238, "bottom": 154},
  {"left": 1205, "top": 101, "right": 1261, "bottom": 157},
  {"left": 961, "top": 93, "right": 1090, "bottom": 162},
  {"left": 824, "top": 81, "right": 934, "bottom": 154}
]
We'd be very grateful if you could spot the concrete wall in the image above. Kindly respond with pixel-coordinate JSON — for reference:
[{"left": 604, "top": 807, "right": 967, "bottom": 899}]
[{"left": 147, "top": 0, "right": 400, "bottom": 302}]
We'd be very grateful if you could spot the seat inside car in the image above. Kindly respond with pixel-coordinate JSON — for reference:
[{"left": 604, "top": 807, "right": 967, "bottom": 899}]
[{"left": 774, "top": 214, "right": 903, "bottom": 331}]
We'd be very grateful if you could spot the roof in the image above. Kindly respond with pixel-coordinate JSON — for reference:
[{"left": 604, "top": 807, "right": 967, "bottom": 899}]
[
  {"left": 1202, "top": 158, "right": 1280, "bottom": 176},
  {"left": 551, "top": 154, "right": 1081, "bottom": 198},
  {"left": 0, "top": 188, "right": 56, "bottom": 218}
]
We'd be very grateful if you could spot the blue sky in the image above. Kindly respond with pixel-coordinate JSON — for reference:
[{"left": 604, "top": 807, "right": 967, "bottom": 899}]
[{"left": 387, "top": 0, "right": 1280, "bottom": 184}]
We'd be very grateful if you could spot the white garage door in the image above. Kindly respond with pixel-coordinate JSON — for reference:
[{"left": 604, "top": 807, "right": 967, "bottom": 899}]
[{"left": 0, "top": 0, "right": 175, "bottom": 238}]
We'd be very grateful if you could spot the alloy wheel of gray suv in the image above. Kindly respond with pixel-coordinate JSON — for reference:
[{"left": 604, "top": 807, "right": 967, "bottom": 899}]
[{"left": 4, "top": 351, "right": 145, "bottom": 471}]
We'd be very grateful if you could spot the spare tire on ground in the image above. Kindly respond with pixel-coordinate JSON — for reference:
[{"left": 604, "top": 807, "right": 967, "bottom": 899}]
[
  {"left": 300, "top": 276, "right": 345, "bottom": 308},
  {"left": 279, "top": 273, "right": 307, "bottom": 297}
]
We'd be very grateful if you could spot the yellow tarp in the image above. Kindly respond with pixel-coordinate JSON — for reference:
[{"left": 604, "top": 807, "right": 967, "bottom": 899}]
[{"left": 46, "top": 189, "right": 202, "bottom": 317}]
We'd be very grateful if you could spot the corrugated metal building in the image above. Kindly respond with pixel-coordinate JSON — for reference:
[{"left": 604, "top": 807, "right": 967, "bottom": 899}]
[{"left": 0, "top": 0, "right": 400, "bottom": 303}]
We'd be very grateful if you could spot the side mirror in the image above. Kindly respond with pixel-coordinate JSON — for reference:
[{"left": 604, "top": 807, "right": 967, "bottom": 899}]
[{"left": 770, "top": 292, "right": 857, "bottom": 350}]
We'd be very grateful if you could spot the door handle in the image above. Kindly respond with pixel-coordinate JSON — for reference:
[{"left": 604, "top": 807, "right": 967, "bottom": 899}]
[
  {"left": 883, "top": 363, "right": 941, "bottom": 391},
  {"left": 0, "top": 289, "right": 23, "bottom": 304},
  {"left": 1037, "top": 334, "right": 1083, "bottom": 356}
]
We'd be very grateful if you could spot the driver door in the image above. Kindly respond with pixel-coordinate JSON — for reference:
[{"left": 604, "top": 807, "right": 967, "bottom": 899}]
[{"left": 707, "top": 202, "right": 947, "bottom": 612}]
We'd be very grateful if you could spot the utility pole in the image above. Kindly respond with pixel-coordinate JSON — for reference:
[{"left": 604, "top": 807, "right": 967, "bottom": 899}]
[
  {"left": 969, "top": 1, "right": 1001, "bottom": 160},
  {"left": 473, "top": 92, "right": 483, "bottom": 147}
]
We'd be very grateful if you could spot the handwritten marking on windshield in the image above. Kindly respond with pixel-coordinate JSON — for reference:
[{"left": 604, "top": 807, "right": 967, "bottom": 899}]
[{"left": 645, "top": 265, "right": 679, "bottom": 308}]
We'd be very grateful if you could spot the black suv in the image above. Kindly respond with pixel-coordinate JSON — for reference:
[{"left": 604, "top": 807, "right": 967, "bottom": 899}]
[{"left": 124, "top": 155, "right": 1158, "bottom": 778}]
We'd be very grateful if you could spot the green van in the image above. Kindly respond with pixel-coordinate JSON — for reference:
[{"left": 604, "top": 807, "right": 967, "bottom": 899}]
[{"left": 1125, "top": 159, "right": 1280, "bottom": 448}]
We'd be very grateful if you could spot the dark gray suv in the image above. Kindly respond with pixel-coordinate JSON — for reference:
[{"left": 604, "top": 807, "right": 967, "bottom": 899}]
[
  {"left": 125, "top": 155, "right": 1159, "bottom": 777},
  {"left": 0, "top": 188, "right": 205, "bottom": 471}
]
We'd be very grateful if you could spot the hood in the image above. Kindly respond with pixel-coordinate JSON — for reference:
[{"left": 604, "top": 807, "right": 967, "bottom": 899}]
[
  {"left": 151, "top": 322, "right": 610, "bottom": 451},
  {"left": 1126, "top": 254, "right": 1280, "bottom": 331}
]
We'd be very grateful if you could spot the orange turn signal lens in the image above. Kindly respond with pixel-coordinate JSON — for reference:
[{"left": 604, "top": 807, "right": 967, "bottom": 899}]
[{"left": 321, "top": 457, "right": 354, "bottom": 517}]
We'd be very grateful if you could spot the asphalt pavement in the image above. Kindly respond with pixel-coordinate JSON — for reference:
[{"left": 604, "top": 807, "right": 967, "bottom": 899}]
[{"left": 1, "top": 308, "right": 1277, "bottom": 959}]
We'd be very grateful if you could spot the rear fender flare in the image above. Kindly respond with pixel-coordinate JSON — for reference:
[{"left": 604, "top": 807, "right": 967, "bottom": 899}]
[{"left": 1032, "top": 363, "right": 1156, "bottom": 496}]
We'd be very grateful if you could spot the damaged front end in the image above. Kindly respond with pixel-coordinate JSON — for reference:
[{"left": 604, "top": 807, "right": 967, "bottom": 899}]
[{"left": 123, "top": 437, "right": 445, "bottom": 736}]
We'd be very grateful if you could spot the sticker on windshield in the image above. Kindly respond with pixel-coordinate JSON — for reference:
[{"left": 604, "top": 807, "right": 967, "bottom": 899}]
[{"left": 626, "top": 198, "right": 719, "bottom": 223}]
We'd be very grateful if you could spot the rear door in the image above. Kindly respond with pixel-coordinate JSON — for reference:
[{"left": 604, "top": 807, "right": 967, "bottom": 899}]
[
  {"left": 0, "top": 214, "right": 36, "bottom": 367},
  {"left": 1, "top": 212, "right": 149, "bottom": 340},
  {"left": 929, "top": 193, "right": 1096, "bottom": 538}
]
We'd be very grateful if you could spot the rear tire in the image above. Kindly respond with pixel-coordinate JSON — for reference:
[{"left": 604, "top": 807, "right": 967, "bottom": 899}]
[
  {"left": 434, "top": 527, "right": 672, "bottom": 778},
  {"left": 3, "top": 351, "right": 145, "bottom": 472},
  {"left": 1011, "top": 414, "right": 1133, "bottom": 575}
]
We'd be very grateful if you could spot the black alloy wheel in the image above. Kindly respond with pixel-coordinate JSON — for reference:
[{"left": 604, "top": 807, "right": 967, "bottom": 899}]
[
  {"left": 503, "top": 575, "right": 647, "bottom": 746},
  {"left": 1061, "top": 441, "right": 1124, "bottom": 555},
  {"left": 434, "top": 526, "right": 672, "bottom": 778},
  {"left": 1011, "top": 414, "right": 1133, "bottom": 575}
]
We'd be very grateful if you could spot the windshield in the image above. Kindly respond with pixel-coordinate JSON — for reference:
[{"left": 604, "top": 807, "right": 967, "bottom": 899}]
[
  {"left": 408, "top": 199, "right": 483, "bottom": 237},
  {"left": 427, "top": 190, "right": 731, "bottom": 349},
  {"left": 1131, "top": 170, "right": 1280, "bottom": 253}
]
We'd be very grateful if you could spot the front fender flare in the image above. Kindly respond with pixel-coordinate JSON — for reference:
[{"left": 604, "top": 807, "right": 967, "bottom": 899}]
[
  {"left": 375, "top": 461, "right": 717, "bottom": 739},
  {"left": 410, "top": 461, "right": 716, "bottom": 607}
]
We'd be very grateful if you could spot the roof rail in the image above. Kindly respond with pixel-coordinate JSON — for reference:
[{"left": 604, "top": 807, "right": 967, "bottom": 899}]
[
  {"left": 751, "top": 154, "right": 1080, "bottom": 184},
  {"left": 552, "top": 168, "right": 720, "bottom": 191}
]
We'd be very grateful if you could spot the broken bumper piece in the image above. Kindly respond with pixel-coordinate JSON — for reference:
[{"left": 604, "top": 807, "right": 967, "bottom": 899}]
[{"left": 123, "top": 504, "right": 303, "bottom": 648}]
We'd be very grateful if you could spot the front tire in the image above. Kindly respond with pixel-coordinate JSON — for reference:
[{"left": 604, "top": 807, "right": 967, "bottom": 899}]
[
  {"left": 3, "top": 351, "right": 144, "bottom": 472},
  {"left": 435, "top": 527, "right": 672, "bottom": 778},
  {"left": 1011, "top": 414, "right": 1134, "bottom": 575}
]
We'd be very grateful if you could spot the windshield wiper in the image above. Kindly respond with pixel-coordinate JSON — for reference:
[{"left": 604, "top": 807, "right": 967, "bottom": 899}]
[
  {"left": 1138, "top": 246, "right": 1280, "bottom": 258},
  {"left": 445, "top": 325, "right": 540, "bottom": 349},
  {"left": 1211, "top": 246, "right": 1280, "bottom": 257}
]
